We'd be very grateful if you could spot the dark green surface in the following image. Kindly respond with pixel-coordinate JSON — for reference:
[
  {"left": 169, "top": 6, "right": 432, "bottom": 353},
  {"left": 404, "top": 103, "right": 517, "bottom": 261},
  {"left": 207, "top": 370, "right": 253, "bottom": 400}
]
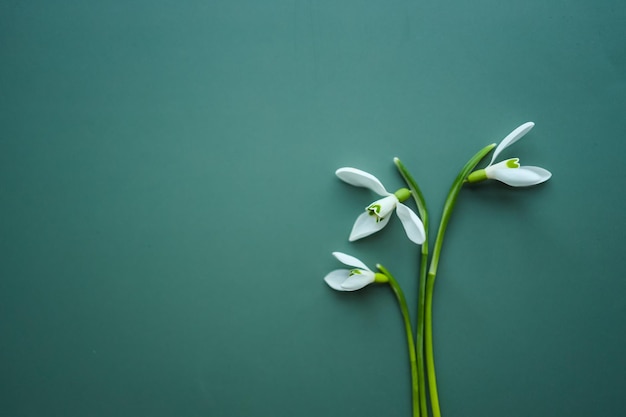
[{"left": 1, "top": 1, "right": 625, "bottom": 416}]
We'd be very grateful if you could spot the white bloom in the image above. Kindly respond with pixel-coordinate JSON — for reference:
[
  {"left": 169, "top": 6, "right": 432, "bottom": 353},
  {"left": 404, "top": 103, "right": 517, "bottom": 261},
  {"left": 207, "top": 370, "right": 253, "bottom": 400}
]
[
  {"left": 336, "top": 167, "right": 425, "bottom": 244},
  {"left": 324, "top": 252, "right": 387, "bottom": 291},
  {"left": 468, "top": 122, "right": 552, "bottom": 187}
]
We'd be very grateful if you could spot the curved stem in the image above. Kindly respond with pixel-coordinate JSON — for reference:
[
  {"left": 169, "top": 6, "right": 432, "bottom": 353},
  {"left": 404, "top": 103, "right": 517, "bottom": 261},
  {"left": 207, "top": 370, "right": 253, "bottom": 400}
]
[
  {"left": 377, "top": 263, "right": 420, "bottom": 417},
  {"left": 394, "top": 157, "right": 428, "bottom": 417},
  {"left": 425, "top": 143, "right": 496, "bottom": 417}
]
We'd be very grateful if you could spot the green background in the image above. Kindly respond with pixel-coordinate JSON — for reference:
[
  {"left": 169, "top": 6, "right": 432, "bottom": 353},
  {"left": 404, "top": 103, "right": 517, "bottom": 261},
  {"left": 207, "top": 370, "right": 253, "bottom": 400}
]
[{"left": 1, "top": 1, "right": 625, "bottom": 416}]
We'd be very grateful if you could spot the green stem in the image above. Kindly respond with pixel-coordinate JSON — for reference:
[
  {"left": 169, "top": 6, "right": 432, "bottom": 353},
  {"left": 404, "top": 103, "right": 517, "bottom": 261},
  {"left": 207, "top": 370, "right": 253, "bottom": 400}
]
[
  {"left": 377, "top": 263, "right": 420, "bottom": 417},
  {"left": 394, "top": 157, "right": 428, "bottom": 417},
  {"left": 424, "top": 143, "right": 496, "bottom": 417}
]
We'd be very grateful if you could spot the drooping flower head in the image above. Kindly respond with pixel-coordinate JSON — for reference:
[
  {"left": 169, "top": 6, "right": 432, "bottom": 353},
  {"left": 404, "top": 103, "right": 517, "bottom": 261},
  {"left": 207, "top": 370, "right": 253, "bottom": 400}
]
[
  {"left": 336, "top": 167, "right": 425, "bottom": 244},
  {"left": 324, "top": 252, "right": 388, "bottom": 291},
  {"left": 467, "top": 122, "right": 552, "bottom": 187}
]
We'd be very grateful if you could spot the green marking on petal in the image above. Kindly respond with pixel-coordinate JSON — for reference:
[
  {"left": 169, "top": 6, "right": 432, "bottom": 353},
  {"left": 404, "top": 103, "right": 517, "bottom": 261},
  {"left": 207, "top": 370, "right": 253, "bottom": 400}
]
[
  {"left": 349, "top": 269, "right": 362, "bottom": 276},
  {"left": 506, "top": 158, "right": 520, "bottom": 168},
  {"left": 367, "top": 204, "right": 386, "bottom": 223},
  {"left": 366, "top": 195, "right": 397, "bottom": 223}
]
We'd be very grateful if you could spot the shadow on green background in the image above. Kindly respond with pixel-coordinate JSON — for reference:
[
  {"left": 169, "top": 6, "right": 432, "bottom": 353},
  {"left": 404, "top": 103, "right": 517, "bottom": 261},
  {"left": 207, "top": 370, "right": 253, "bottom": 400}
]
[{"left": 1, "top": 1, "right": 625, "bottom": 416}]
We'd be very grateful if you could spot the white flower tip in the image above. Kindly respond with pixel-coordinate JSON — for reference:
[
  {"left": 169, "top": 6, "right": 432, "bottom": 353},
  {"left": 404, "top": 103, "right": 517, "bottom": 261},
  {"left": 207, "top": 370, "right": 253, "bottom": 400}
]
[
  {"left": 530, "top": 167, "right": 552, "bottom": 184},
  {"left": 544, "top": 170, "right": 553, "bottom": 181},
  {"left": 323, "top": 275, "right": 336, "bottom": 288},
  {"left": 375, "top": 263, "right": 382, "bottom": 269},
  {"left": 393, "top": 156, "right": 400, "bottom": 163},
  {"left": 413, "top": 235, "right": 425, "bottom": 245},
  {"left": 324, "top": 270, "right": 349, "bottom": 291}
]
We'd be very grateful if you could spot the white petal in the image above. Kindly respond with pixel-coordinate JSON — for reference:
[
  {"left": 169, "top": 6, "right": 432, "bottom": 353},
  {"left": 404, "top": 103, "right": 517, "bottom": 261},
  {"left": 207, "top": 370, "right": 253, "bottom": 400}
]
[
  {"left": 335, "top": 167, "right": 389, "bottom": 196},
  {"left": 488, "top": 166, "right": 551, "bottom": 187},
  {"left": 367, "top": 194, "right": 399, "bottom": 220},
  {"left": 395, "top": 203, "right": 426, "bottom": 244},
  {"left": 324, "top": 269, "right": 351, "bottom": 291},
  {"left": 490, "top": 122, "right": 535, "bottom": 165},
  {"left": 348, "top": 211, "right": 391, "bottom": 241},
  {"left": 521, "top": 166, "right": 552, "bottom": 182},
  {"left": 332, "top": 252, "right": 371, "bottom": 271},
  {"left": 341, "top": 270, "right": 376, "bottom": 291}
]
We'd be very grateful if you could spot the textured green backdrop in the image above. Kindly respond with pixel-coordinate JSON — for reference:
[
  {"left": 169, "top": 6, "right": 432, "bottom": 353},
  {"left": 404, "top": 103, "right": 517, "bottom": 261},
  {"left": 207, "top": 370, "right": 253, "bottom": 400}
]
[{"left": 1, "top": 1, "right": 625, "bottom": 416}]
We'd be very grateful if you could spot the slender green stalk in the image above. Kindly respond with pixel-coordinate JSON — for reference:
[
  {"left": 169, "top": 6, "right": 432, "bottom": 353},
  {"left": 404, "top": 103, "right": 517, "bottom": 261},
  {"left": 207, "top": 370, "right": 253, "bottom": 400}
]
[
  {"left": 377, "top": 263, "right": 420, "bottom": 417},
  {"left": 424, "top": 143, "right": 496, "bottom": 417},
  {"left": 394, "top": 157, "right": 428, "bottom": 417}
]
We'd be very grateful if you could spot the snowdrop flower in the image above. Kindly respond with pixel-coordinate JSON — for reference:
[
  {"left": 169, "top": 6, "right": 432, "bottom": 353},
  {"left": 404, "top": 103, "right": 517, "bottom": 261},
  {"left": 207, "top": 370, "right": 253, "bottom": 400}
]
[
  {"left": 324, "top": 252, "right": 388, "bottom": 291},
  {"left": 467, "top": 122, "right": 552, "bottom": 187},
  {"left": 335, "top": 167, "right": 425, "bottom": 244}
]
